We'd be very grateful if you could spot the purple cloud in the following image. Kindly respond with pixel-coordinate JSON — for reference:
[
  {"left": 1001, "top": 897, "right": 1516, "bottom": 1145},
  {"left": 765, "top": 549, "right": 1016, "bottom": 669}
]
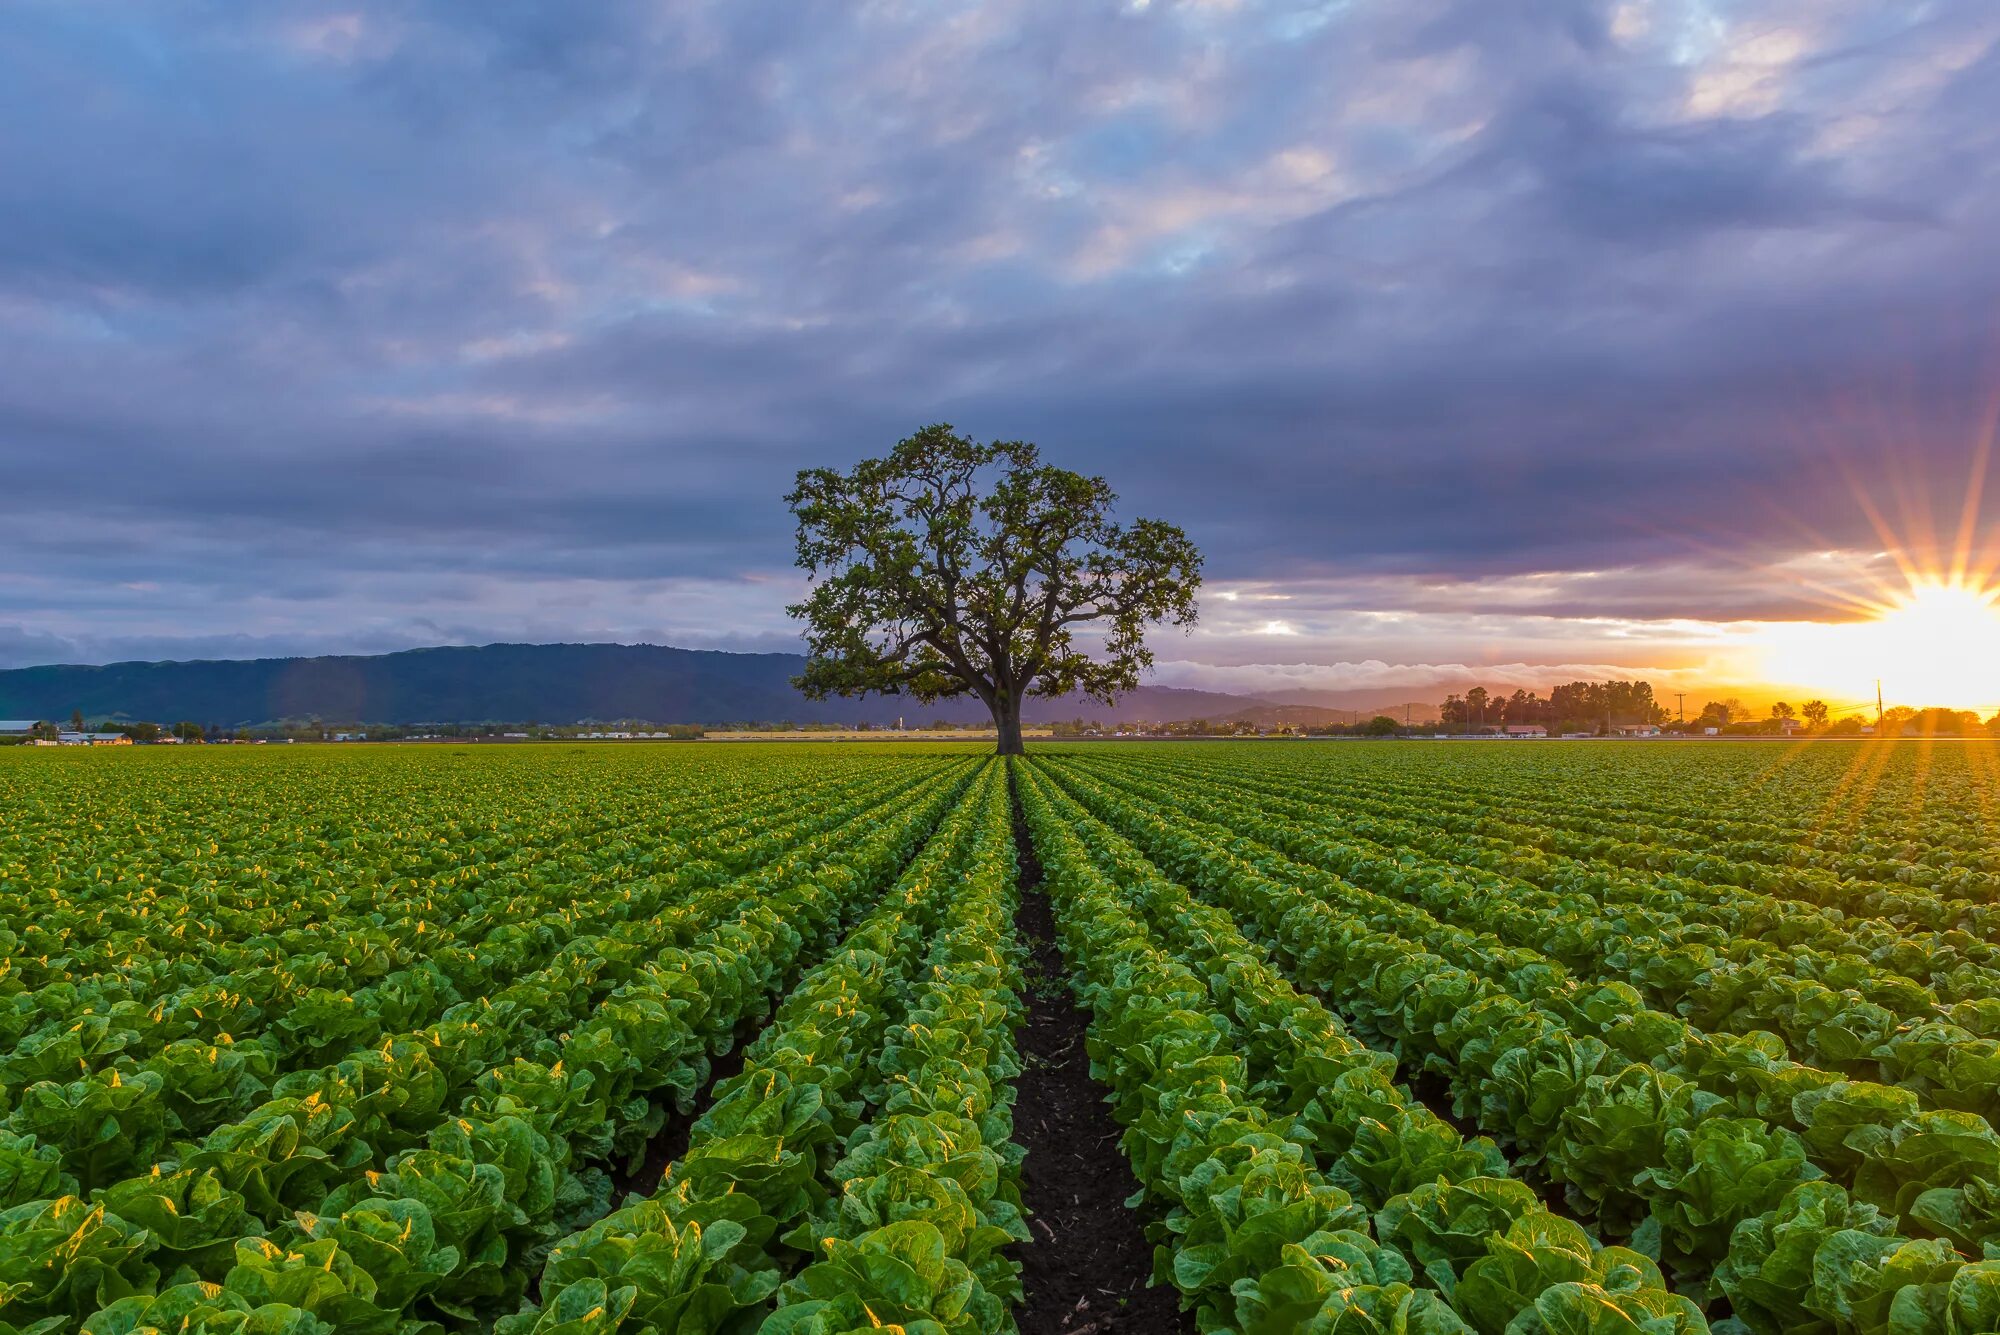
[{"left": 3, "top": 0, "right": 1998, "bottom": 671}]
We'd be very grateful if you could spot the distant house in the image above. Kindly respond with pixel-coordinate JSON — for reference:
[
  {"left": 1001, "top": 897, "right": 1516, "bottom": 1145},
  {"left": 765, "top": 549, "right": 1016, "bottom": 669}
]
[
  {"left": 59, "top": 732, "right": 131, "bottom": 746},
  {"left": 332, "top": 732, "right": 367, "bottom": 742},
  {"left": 1614, "top": 723, "right": 1663, "bottom": 737},
  {"left": 1776, "top": 718, "right": 1802, "bottom": 736},
  {"left": 1503, "top": 725, "right": 1548, "bottom": 738}
]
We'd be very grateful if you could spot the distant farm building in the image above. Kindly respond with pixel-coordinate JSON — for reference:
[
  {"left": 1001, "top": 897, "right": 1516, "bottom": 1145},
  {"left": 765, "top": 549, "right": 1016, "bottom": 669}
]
[
  {"left": 0, "top": 720, "right": 42, "bottom": 737},
  {"left": 58, "top": 732, "right": 132, "bottom": 746},
  {"left": 1504, "top": 725, "right": 1548, "bottom": 738}
]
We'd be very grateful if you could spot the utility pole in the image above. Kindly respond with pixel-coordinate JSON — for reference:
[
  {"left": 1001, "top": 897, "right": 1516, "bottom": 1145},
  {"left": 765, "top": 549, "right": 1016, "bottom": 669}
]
[
  {"left": 1876, "top": 680, "right": 1884, "bottom": 729},
  {"left": 1674, "top": 693, "right": 1685, "bottom": 723}
]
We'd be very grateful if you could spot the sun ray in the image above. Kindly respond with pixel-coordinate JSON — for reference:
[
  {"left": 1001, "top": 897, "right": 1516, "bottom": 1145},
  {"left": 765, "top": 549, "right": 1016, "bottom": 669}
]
[{"left": 1951, "top": 392, "right": 2000, "bottom": 589}]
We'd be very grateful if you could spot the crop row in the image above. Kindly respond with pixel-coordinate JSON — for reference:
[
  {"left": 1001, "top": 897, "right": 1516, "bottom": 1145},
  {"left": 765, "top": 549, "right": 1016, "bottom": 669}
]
[
  {"left": 1048, "top": 754, "right": 2000, "bottom": 1107},
  {"left": 1264, "top": 742, "right": 2000, "bottom": 873},
  {"left": 8, "top": 738, "right": 1999, "bottom": 1335},
  {"left": 0, "top": 761, "right": 936, "bottom": 1123},
  {"left": 507, "top": 758, "right": 1026, "bottom": 1334},
  {"left": 1033, "top": 753, "right": 2000, "bottom": 1335},
  {"left": 0, "top": 747, "right": 824, "bottom": 968},
  {"left": 1014, "top": 759, "right": 1713, "bottom": 1335},
  {"left": 0, "top": 752, "right": 909, "bottom": 996},
  {"left": 0, "top": 759, "right": 976, "bottom": 1334},
  {"left": 1090, "top": 747, "right": 2000, "bottom": 932}
]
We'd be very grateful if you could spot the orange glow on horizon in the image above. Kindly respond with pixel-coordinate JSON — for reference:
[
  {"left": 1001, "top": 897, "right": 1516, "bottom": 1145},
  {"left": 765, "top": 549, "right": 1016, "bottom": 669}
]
[{"left": 1753, "top": 575, "right": 2000, "bottom": 713}]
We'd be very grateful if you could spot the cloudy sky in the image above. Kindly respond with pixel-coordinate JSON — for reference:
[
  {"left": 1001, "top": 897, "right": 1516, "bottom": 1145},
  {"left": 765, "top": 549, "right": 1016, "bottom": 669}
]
[{"left": 4, "top": 0, "right": 1998, "bottom": 706}]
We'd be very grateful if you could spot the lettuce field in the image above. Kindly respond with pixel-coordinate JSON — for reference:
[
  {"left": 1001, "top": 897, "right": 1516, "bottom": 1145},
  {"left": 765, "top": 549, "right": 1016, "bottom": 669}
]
[{"left": 4, "top": 740, "right": 2000, "bottom": 1335}]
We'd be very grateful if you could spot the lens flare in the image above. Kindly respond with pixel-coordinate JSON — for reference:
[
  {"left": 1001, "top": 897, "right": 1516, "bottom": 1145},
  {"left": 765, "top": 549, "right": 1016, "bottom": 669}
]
[{"left": 1755, "top": 578, "right": 2000, "bottom": 711}]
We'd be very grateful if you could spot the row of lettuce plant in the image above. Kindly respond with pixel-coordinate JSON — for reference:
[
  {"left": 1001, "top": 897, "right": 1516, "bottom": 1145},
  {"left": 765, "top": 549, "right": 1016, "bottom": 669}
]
[
  {"left": 1048, "top": 755, "right": 2000, "bottom": 1135},
  {"left": 1201, "top": 753, "right": 2000, "bottom": 950},
  {"left": 1017, "top": 761, "right": 1709, "bottom": 1335},
  {"left": 0, "top": 761, "right": 932, "bottom": 1098},
  {"left": 63, "top": 762, "right": 974, "bottom": 1334},
  {"left": 1042, "top": 761, "right": 1958, "bottom": 1221},
  {"left": 1054, "top": 755, "right": 2000, "bottom": 1111},
  {"left": 1094, "top": 748, "right": 2000, "bottom": 994},
  {"left": 1032, "top": 760, "right": 2000, "bottom": 1335},
  {"left": 1056, "top": 760, "right": 2000, "bottom": 1260},
  {"left": 0, "top": 763, "right": 954, "bottom": 1201},
  {"left": 1280, "top": 794, "right": 2000, "bottom": 1030},
  {"left": 0, "top": 763, "right": 935, "bottom": 1171},
  {"left": 0, "top": 749, "right": 896, "bottom": 993},
  {"left": 0, "top": 749, "right": 875, "bottom": 989},
  {"left": 1073, "top": 745, "right": 2000, "bottom": 994},
  {"left": 502, "top": 760, "right": 1010, "bottom": 1335},
  {"left": 1212, "top": 741, "right": 1999, "bottom": 884},
  {"left": 1072, "top": 751, "right": 2000, "bottom": 1023},
  {"left": 0, "top": 764, "right": 975, "bottom": 1335},
  {"left": 760, "top": 758, "right": 1026, "bottom": 1333},
  {"left": 1131, "top": 748, "right": 2000, "bottom": 924},
  {"left": 1290, "top": 747, "right": 2000, "bottom": 886}
]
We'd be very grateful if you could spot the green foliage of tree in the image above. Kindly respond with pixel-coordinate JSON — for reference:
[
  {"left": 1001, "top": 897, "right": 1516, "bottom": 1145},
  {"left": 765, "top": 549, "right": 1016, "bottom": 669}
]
[
  {"left": 786, "top": 424, "right": 1203, "bottom": 754},
  {"left": 1443, "top": 679, "right": 1667, "bottom": 732}
]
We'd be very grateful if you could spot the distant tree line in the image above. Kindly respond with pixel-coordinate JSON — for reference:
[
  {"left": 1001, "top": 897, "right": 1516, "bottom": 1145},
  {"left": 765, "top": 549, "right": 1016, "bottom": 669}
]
[
  {"left": 1692, "top": 699, "right": 2000, "bottom": 737},
  {"left": 1439, "top": 680, "right": 1668, "bottom": 732}
]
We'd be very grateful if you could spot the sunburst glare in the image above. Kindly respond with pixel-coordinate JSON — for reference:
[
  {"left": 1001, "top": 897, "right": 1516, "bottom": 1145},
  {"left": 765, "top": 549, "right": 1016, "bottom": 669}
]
[{"left": 1755, "top": 576, "right": 2000, "bottom": 712}]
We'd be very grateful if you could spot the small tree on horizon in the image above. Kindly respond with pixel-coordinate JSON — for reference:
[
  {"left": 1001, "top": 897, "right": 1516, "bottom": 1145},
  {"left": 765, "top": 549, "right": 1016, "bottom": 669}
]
[{"left": 786, "top": 424, "right": 1203, "bottom": 755}]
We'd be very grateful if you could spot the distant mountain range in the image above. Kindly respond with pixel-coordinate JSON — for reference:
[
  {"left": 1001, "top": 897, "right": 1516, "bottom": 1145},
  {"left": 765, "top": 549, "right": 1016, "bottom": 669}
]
[{"left": 0, "top": 642, "right": 1307, "bottom": 727}]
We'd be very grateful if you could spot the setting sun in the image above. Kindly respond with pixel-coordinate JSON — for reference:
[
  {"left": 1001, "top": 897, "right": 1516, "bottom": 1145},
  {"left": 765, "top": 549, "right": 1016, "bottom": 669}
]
[{"left": 1756, "top": 578, "right": 2000, "bottom": 712}]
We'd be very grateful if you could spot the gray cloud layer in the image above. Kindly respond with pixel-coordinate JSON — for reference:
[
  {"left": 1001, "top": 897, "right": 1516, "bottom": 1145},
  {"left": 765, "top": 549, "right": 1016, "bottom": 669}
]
[{"left": 4, "top": 0, "right": 1999, "bottom": 673}]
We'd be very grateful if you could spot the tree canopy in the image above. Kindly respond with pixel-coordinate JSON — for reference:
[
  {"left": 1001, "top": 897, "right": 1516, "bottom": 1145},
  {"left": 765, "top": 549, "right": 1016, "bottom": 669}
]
[{"left": 786, "top": 424, "right": 1202, "bottom": 753}]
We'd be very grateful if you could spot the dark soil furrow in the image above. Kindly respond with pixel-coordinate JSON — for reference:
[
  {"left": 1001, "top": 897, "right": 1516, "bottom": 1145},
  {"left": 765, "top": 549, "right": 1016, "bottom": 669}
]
[
  {"left": 610, "top": 1015, "right": 758, "bottom": 1202},
  {"left": 1009, "top": 771, "right": 1192, "bottom": 1335}
]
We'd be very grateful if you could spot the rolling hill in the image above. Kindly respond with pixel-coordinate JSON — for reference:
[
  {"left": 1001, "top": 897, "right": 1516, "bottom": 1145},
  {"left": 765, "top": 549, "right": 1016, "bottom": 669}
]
[{"left": 0, "top": 642, "right": 1267, "bottom": 728}]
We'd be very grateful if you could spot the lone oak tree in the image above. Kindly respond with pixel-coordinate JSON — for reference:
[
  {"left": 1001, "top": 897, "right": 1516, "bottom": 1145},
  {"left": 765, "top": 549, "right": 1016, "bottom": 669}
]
[{"left": 786, "top": 424, "right": 1203, "bottom": 754}]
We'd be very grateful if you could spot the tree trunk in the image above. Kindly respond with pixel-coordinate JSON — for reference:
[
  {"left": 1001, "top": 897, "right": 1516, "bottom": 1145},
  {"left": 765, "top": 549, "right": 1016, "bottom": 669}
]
[{"left": 993, "top": 697, "right": 1026, "bottom": 755}]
